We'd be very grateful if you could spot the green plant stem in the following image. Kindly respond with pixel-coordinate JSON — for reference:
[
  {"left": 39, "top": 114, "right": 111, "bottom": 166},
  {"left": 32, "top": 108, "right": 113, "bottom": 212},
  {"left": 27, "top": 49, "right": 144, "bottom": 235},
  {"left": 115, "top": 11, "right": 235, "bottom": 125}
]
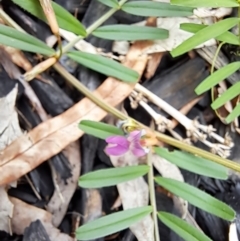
[
  {"left": 147, "top": 151, "right": 160, "bottom": 241},
  {"left": 210, "top": 42, "right": 225, "bottom": 74},
  {"left": 60, "top": 0, "right": 128, "bottom": 55},
  {"left": 2, "top": 6, "right": 240, "bottom": 173},
  {"left": 55, "top": 63, "right": 240, "bottom": 173}
]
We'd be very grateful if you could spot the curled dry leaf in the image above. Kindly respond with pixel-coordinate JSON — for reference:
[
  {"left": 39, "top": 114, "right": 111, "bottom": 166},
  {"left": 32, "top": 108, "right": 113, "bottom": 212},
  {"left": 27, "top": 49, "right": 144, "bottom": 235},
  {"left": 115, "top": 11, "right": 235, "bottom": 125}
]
[
  {"left": 110, "top": 152, "right": 154, "bottom": 241},
  {"left": 46, "top": 141, "right": 81, "bottom": 227},
  {"left": 0, "top": 86, "right": 22, "bottom": 233},
  {"left": 10, "top": 197, "right": 73, "bottom": 241},
  {"left": 0, "top": 42, "right": 148, "bottom": 186}
]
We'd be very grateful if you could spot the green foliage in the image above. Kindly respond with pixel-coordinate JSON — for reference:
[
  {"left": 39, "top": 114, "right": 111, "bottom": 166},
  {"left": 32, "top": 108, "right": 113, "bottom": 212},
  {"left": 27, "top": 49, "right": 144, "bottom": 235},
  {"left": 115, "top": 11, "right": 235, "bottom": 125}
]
[
  {"left": 171, "top": 18, "right": 239, "bottom": 57},
  {"left": 158, "top": 212, "right": 212, "bottom": 241},
  {"left": 79, "top": 120, "right": 124, "bottom": 139},
  {"left": 1, "top": 0, "right": 238, "bottom": 240},
  {"left": 67, "top": 51, "right": 139, "bottom": 82},
  {"left": 155, "top": 176, "right": 235, "bottom": 221},
  {"left": 0, "top": 24, "right": 54, "bottom": 56},
  {"left": 11, "top": 0, "right": 87, "bottom": 36},
  {"left": 226, "top": 103, "right": 240, "bottom": 123},
  {"left": 122, "top": 1, "right": 194, "bottom": 17},
  {"left": 181, "top": 23, "right": 239, "bottom": 45},
  {"left": 171, "top": 0, "right": 239, "bottom": 7},
  {"left": 211, "top": 82, "right": 240, "bottom": 109},
  {"left": 171, "top": 0, "right": 240, "bottom": 122},
  {"left": 76, "top": 206, "right": 153, "bottom": 240},
  {"left": 195, "top": 62, "right": 240, "bottom": 95},
  {"left": 97, "top": 0, "right": 119, "bottom": 8},
  {"left": 93, "top": 25, "right": 169, "bottom": 41},
  {"left": 79, "top": 165, "right": 150, "bottom": 188},
  {"left": 154, "top": 147, "right": 228, "bottom": 179}
]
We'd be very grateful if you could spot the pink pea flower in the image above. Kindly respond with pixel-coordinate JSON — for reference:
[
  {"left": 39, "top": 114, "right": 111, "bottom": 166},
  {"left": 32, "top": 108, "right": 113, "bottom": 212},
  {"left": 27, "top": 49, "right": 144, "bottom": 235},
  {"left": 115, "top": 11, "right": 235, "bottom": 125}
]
[{"left": 105, "top": 130, "right": 147, "bottom": 157}]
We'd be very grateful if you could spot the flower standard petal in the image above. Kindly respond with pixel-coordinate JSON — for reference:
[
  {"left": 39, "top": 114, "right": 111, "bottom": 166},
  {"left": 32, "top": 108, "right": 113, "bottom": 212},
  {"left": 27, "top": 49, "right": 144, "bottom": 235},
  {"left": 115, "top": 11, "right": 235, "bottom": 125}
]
[
  {"left": 127, "top": 130, "right": 142, "bottom": 142},
  {"left": 105, "top": 136, "right": 130, "bottom": 156}
]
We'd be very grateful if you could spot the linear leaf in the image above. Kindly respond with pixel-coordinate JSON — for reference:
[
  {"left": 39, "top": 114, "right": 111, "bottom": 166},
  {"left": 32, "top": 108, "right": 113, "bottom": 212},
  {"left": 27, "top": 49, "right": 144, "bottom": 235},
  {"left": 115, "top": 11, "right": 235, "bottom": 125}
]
[
  {"left": 171, "top": 0, "right": 239, "bottom": 7},
  {"left": 211, "top": 82, "right": 240, "bottom": 109},
  {"left": 226, "top": 103, "right": 240, "bottom": 123},
  {"left": 122, "top": 1, "right": 193, "bottom": 17},
  {"left": 93, "top": 25, "right": 169, "bottom": 41},
  {"left": 76, "top": 206, "right": 153, "bottom": 240},
  {"left": 0, "top": 24, "right": 54, "bottom": 56},
  {"left": 181, "top": 23, "right": 239, "bottom": 45},
  {"left": 12, "top": 0, "right": 86, "bottom": 36},
  {"left": 155, "top": 177, "right": 235, "bottom": 221},
  {"left": 171, "top": 18, "right": 239, "bottom": 57},
  {"left": 79, "top": 165, "right": 150, "bottom": 188},
  {"left": 67, "top": 51, "right": 139, "bottom": 83},
  {"left": 195, "top": 62, "right": 240, "bottom": 95},
  {"left": 154, "top": 147, "right": 227, "bottom": 179},
  {"left": 79, "top": 120, "right": 124, "bottom": 139},
  {"left": 158, "top": 212, "right": 212, "bottom": 241},
  {"left": 97, "top": 0, "right": 119, "bottom": 8}
]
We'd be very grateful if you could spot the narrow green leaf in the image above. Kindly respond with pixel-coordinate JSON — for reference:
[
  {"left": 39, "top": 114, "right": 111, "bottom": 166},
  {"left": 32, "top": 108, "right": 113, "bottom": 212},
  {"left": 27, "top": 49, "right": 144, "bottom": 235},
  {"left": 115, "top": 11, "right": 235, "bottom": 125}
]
[
  {"left": 76, "top": 206, "right": 153, "bottom": 240},
  {"left": 122, "top": 1, "right": 193, "bottom": 17},
  {"left": 93, "top": 25, "right": 169, "bottom": 41},
  {"left": 79, "top": 120, "right": 124, "bottom": 139},
  {"left": 0, "top": 24, "right": 54, "bottom": 56},
  {"left": 154, "top": 147, "right": 227, "bottom": 179},
  {"left": 181, "top": 23, "right": 239, "bottom": 45},
  {"left": 171, "top": 0, "right": 239, "bottom": 7},
  {"left": 195, "top": 62, "right": 240, "bottom": 95},
  {"left": 158, "top": 212, "right": 212, "bottom": 241},
  {"left": 211, "top": 82, "right": 240, "bottom": 109},
  {"left": 12, "top": 0, "right": 86, "bottom": 36},
  {"left": 79, "top": 165, "right": 150, "bottom": 188},
  {"left": 155, "top": 177, "right": 235, "bottom": 221},
  {"left": 67, "top": 51, "right": 139, "bottom": 83},
  {"left": 97, "top": 0, "right": 119, "bottom": 8},
  {"left": 171, "top": 18, "right": 239, "bottom": 57},
  {"left": 226, "top": 103, "right": 240, "bottom": 123}
]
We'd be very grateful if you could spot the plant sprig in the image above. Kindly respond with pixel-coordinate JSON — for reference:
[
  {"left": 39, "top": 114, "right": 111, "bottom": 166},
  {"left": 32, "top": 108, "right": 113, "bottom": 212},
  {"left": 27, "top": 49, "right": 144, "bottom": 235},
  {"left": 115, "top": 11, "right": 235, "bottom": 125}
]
[{"left": 0, "top": 1, "right": 239, "bottom": 240}]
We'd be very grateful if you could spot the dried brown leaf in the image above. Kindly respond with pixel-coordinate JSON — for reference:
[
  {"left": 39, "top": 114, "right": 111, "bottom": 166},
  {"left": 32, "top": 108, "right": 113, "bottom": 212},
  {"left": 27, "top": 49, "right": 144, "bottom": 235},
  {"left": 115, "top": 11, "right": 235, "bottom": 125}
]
[
  {"left": 0, "top": 186, "right": 13, "bottom": 233},
  {"left": 46, "top": 141, "right": 81, "bottom": 227},
  {"left": 0, "top": 87, "right": 22, "bottom": 233},
  {"left": 0, "top": 44, "right": 148, "bottom": 185},
  {"left": 0, "top": 87, "right": 22, "bottom": 149},
  {"left": 10, "top": 197, "right": 73, "bottom": 241},
  {"left": 0, "top": 45, "right": 33, "bottom": 72}
]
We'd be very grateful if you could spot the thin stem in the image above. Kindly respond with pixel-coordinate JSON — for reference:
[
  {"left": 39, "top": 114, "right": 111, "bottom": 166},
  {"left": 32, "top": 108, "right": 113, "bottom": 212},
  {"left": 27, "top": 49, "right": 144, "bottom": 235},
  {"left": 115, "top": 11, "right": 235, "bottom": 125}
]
[
  {"left": 0, "top": 8, "right": 25, "bottom": 32},
  {"left": 210, "top": 41, "right": 225, "bottom": 74},
  {"left": 147, "top": 151, "right": 160, "bottom": 241},
  {"left": 60, "top": 0, "right": 128, "bottom": 54}
]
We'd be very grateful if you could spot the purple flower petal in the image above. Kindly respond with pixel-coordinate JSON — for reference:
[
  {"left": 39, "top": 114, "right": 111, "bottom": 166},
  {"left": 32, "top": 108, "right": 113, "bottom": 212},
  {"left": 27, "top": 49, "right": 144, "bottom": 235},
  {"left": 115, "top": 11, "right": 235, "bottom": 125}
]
[
  {"left": 131, "top": 142, "right": 146, "bottom": 157},
  {"left": 105, "top": 144, "right": 128, "bottom": 156},
  {"left": 127, "top": 130, "right": 142, "bottom": 143},
  {"left": 105, "top": 135, "right": 130, "bottom": 156},
  {"left": 106, "top": 136, "right": 128, "bottom": 145}
]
